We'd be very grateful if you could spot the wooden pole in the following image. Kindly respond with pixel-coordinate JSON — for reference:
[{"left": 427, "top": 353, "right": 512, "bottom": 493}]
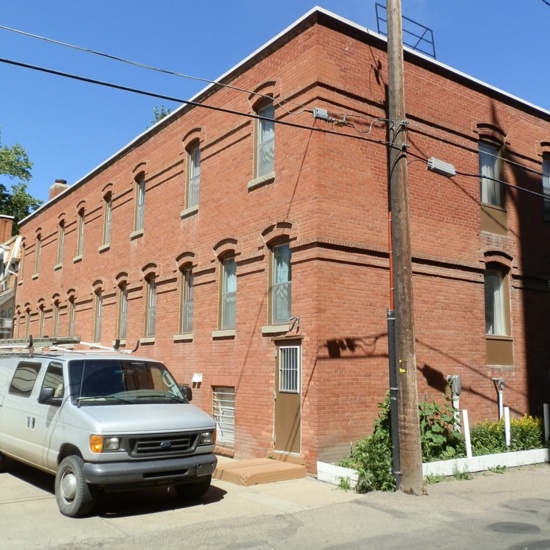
[{"left": 386, "top": 0, "right": 424, "bottom": 495}]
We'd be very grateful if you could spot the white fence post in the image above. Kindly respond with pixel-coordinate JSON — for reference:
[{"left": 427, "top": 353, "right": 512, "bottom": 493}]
[
  {"left": 504, "top": 406, "right": 511, "bottom": 447},
  {"left": 462, "top": 409, "right": 472, "bottom": 459}
]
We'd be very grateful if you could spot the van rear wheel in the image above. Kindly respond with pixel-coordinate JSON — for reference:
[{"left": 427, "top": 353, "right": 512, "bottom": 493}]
[
  {"left": 55, "top": 456, "right": 96, "bottom": 517},
  {"left": 174, "top": 475, "right": 211, "bottom": 499}
]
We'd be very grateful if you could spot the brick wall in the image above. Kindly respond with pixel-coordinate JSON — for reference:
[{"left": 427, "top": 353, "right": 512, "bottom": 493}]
[{"left": 16, "top": 11, "right": 550, "bottom": 471}]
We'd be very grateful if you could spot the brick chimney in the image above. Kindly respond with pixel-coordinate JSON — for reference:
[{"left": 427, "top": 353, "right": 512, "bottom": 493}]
[
  {"left": 0, "top": 215, "right": 14, "bottom": 243},
  {"left": 49, "top": 179, "right": 69, "bottom": 200}
]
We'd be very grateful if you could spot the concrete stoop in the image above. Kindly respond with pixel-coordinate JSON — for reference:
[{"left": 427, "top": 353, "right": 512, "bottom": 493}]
[{"left": 213, "top": 458, "right": 306, "bottom": 486}]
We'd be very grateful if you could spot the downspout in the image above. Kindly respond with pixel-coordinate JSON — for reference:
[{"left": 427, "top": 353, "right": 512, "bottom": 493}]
[{"left": 387, "top": 211, "right": 401, "bottom": 489}]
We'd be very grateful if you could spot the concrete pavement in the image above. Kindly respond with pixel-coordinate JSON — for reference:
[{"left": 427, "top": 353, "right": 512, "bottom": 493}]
[{"left": 0, "top": 458, "right": 549, "bottom": 549}]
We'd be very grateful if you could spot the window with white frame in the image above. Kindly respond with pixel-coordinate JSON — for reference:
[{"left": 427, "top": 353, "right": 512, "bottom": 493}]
[
  {"left": 53, "top": 301, "right": 60, "bottom": 337},
  {"left": 118, "top": 284, "right": 128, "bottom": 340},
  {"left": 145, "top": 276, "right": 156, "bottom": 337},
  {"left": 68, "top": 298, "right": 75, "bottom": 337},
  {"left": 76, "top": 210, "right": 85, "bottom": 257},
  {"left": 94, "top": 291, "right": 102, "bottom": 342},
  {"left": 543, "top": 157, "right": 550, "bottom": 221},
  {"left": 484, "top": 266, "right": 509, "bottom": 336},
  {"left": 187, "top": 144, "right": 200, "bottom": 209},
  {"left": 38, "top": 307, "right": 44, "bottom": 337},
  {"left": 212, "top": 386, "right": 235, "bottom": 447},
  {"left": 34, "top": 236, "right": 41, "bottom": 275},
  {"left": 256, "top": 102, "right": 275, "bottom": 178},
  {"left": 135, "top": 176, "right": 146, "bottom": 231},
  {"left": 272, "top": 243, "right": 291, "bottom": 324},
  {"left": 279, "top": 345, "right": 300, "bottom": 393},
  {"left": 103, "top": 194, "right": 112, "bottom": 245},
  {"left": 57, "top": 223, "right": 64, "bottom": 265},
  {"left": 479, "top": 141, "right": 503, "bottom": 208},
  {"left": 221, "top": 257, "right": 236, "bottom": 330},
  {"left": 181, "top": 268, "right": 194, "bottom": 333}
]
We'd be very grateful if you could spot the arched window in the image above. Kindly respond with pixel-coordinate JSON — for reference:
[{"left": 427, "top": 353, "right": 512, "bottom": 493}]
[
  {"left": 103, "top": 192, "right": 112, "bottom": 246},
  {"left": 145, "top": 275, "right": 156, "bottom": 338},
  {"left": 256, "top": 101, "right": 275, "bottom": 178},
  {"left": 270, "top": 241, "right": 292, "bottom": 325},
  {"left": 186, "top": 142, "right": 200, "bottom": 209},
  {"left": 220, "top": 255, "right": 237, "bottom": 330},
  {"left": 135, "top": 174, "right": 146, "bottom": 232},
  {"left": 118, "top": 282, "right": 128, "bottom": 341},
  {"left": 94, "top": 290, "right": 103, "bottom": 343},
  {"left": 180, "top": 266, "right": 194, "bottom": 334}
]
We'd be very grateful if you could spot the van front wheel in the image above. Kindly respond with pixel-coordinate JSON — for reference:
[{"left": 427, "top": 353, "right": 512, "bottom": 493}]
[
  {"left": 0, "top": 451, "right": 8, "bottom": 472},
  {"left": 55, "top": 456, "right": 96, "bottom": 517},
  {"left": 174, "top": 475, "right": 211, "bottom": 499}
]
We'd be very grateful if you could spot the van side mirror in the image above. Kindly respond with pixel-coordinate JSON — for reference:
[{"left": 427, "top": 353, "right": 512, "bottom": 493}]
[
  {"left": 179, "top": 384, "right": 192, "bottom": 401},
  {"left": 38, "top": 386, "right": 62, "bottom": 406}
]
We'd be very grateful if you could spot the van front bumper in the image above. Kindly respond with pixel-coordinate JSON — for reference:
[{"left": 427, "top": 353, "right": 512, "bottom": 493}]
[{"left": 82, "top": 453, "right": 217, "bottom": 488}]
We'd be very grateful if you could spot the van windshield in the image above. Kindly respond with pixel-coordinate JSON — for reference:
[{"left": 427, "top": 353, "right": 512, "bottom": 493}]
[{"left": 68, "top": 359, "right": 187, "bottom": 405}]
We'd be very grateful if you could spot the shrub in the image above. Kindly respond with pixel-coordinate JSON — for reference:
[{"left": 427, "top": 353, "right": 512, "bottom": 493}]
[
  {"left": 339, "top": 397, "right": 395, "bottom": 493},
  {"left": 339, "top": 395, "right": 546, "bottom": 494},
  {"left": 418, "top": 397, "right": 465, "bottom": 462},
  {"left": 470, "top": 415, "right": 545, "bottom": 455}
]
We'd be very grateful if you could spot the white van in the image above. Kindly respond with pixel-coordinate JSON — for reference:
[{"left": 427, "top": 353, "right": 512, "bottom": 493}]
[{"left": 0, "top": 337, "right": 217, "bottom": 517}]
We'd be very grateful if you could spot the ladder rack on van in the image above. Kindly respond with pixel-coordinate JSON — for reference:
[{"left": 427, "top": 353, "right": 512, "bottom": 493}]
[{"left": 0, "top": 336, "right": 81, "bottom": 353}]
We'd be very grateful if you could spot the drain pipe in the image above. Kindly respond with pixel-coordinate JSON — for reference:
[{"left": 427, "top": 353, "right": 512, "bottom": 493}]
[
  {"left": 387, "top": 211, "right": 401, "bottom": 489},
  {"left": 387, "top": 309, "right": 401, "bottom": 490},
  {"left": 493, "top": 378, "right": 505, "bottom": 420}
]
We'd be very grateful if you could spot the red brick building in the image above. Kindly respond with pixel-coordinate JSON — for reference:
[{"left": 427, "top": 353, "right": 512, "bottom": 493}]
[{"left": 15, "top": 8, "right": 550, "bottom": 471}]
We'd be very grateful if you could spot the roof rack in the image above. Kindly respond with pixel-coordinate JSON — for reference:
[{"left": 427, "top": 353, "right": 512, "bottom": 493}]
[{"left": 0, "top": 336, "right": 81, "bottom": 353}]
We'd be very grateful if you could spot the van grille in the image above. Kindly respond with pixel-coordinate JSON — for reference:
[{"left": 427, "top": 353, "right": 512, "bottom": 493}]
[{"left": 129, "top": 433, "right": 198, "bottom": 457}]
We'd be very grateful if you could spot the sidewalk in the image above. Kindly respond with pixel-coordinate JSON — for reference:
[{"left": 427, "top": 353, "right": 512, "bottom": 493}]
[{"left": 1, "top": 460, "right": 549, "bottom": 549}]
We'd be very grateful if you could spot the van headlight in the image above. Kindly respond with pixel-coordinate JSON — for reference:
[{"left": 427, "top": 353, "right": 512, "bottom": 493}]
[
  {"left": 89, "top": 435, "right": 121, "bottom": 453},
  {"left": 199, "top": 430, "right": 216, "bottom": 445}
]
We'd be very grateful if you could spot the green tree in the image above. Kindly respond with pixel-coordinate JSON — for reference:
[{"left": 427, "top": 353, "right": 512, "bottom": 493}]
[
  {"left": 149, "top": 105, "right": 172, "bottom": 127},
  {"left": 0, "top": 132, "right": 42, "bottom": 235}
]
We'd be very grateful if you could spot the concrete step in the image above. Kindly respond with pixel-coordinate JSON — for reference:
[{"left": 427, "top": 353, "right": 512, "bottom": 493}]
[{"left": 214, "top": 458, "right": 306, "bottom": 486}]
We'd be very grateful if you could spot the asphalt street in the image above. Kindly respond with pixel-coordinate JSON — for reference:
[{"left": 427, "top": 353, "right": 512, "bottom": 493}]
[{"left": 1, "top": 459, "right": 549, "bottom": 549}]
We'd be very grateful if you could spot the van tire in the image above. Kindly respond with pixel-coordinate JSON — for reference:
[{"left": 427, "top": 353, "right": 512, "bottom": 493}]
[
  {"left": 173, "top": 475, "right": 211, "bottom": 499},
  {"left": 55, "top": 456, "right": 96, "bottom": 517},
  {"left": 0, "top": 451, "right": 8, "bottom": 472}
]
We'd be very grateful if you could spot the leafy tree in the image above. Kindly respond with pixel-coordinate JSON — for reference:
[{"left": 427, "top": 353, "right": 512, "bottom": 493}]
[
  {"left": 149, "top": 105, "right": 172, "bottom": 127},
  {"left": 0, "top": 132, "right": 42, "bottom": 235}
]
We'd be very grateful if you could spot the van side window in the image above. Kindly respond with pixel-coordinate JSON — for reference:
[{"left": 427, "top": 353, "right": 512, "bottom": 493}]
[
  {"left": 42, "top": 362, "right": 64, "bottom": 398},
  {"left": 8, "top": 362, "right": 41, "bottom": 397}
]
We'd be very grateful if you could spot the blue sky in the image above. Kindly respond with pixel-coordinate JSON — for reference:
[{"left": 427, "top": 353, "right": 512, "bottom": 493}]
[{"left": 1, "top": 0, "right": 549, "bottom": 203}]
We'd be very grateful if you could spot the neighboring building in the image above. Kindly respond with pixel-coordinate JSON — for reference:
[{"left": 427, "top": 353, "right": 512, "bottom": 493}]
[
  {"left": 15, "top": 9, "right": 550, "bottom": 471},
  {"left": 0, "top": 215, "right": 20, "bottom": 339}
]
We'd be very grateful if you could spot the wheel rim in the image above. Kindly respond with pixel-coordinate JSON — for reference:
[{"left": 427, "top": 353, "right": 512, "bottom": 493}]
[{"left": 60, "top": 470, "right": 77, "bottom": 502}]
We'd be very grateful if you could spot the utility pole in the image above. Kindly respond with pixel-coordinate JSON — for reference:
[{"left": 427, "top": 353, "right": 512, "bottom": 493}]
[{"left": 386, "top": 0, "right": 424, "bottom": 494}]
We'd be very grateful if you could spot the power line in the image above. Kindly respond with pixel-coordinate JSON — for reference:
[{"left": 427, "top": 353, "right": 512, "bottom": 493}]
[
  {"left": 1, "top": 53, "right": 548, "bottom": 204},
  {"left": 0, "top": 24, "right": 306, "bottom": 117},
  {"left": 0, "top": 56, "right": 390, "bottom": 147}
]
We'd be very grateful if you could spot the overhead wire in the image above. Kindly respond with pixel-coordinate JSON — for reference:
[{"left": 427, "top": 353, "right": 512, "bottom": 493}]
[
  {"left": 0, "top": 23, "right": 380, "bottom": 122},
  {"left": 0, "top": 24, "right": 310, "bottom": 117},
  {"left": 0, "top": 56, "right": 392, "bottom": 148},
  {"left": 0, "top": 26, "right": 548, "bottom": 203}
]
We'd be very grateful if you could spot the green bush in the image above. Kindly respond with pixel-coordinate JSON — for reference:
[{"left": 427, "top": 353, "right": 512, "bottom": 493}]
[
  {"left": 339, "top": 394, "right": 546, "bottom": 494},
  {"left": 470, "top": 415, "right": 545, "bottom": 455},
  {"left": 339, "top": 398, "right": 395, "bottom": 493},
  {"left": 418, "top": 398, "right": 465, "bottom": 462}
]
